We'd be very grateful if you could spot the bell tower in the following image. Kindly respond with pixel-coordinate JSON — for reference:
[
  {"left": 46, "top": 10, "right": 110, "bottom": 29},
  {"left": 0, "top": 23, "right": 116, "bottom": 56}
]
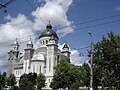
[
  {"left": 24, "top": 38, "right": 34, "bottom": 73},
  {"left": 8, "top": 38, "right": 20, "bottom": 76}
]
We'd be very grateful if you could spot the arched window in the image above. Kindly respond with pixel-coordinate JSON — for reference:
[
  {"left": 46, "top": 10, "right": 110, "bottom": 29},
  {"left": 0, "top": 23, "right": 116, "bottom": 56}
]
[
  {"left": 46, "top": 40, "right": 48, "bottom": 44},
  {"left": 43, "top": 40, "right": 45, "bottom": 45}
]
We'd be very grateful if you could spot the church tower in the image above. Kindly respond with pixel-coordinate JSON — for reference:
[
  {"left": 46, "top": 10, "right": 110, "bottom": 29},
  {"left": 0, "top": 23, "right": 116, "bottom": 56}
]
[
  {"left": 23, "top": 38, "right": 34, "bottom": 74},
  {"left": 8, "top": 38, "right": 20, "bottom": 76},
  {"left": 62, "top": 43, "right": 70, "bottom": 60},
  {"left": 39, "top": 22, "right": 59, "bottom": 88},
  {"left": 46, "top": 33, "right": 58, "bottom": 88}
]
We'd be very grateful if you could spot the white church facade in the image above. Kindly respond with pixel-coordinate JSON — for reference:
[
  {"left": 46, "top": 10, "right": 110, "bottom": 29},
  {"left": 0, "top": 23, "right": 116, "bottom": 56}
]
[{"left": 7, "top": 22, "right": 70, "bottom": 89}]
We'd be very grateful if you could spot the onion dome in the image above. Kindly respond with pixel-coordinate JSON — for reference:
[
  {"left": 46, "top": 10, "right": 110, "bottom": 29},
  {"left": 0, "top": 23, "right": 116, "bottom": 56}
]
[
  {"left": 50, "top": 35, "right": 55, "bottom": 40},
  {"left": 39, "top": 21, "right": 59, "bottom": 39}
]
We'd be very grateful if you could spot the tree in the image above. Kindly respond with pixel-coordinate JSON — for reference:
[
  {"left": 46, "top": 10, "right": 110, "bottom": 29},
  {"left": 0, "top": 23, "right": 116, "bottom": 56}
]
[
  {"left": 50, "top": 59, "right": 81, "bottom": 90},
  {"left": 19, "top": 73, "right": 37, "bottom": 90},
  {"left": 92, "top": 32, "right": 120, "bottom": 89},
  {"left": 7, "top": 74, "right": 17, "bottom": 88},
  {"left": 0, "top": 73, "right": 6, "bottom": 89},
  {"left": 80, "top": 63, "right": 90, "bottom": 87},
  {"left": 25, "top": 82, "right": 34, "bottom": 90},
  {"left": 19, "top": 74, "right": 29, "bottom": 90},
  {"left": 36, "top": 73, "right": 46, "bottom": 90},
  {"left": 27, "top": 72, "right": 37, "bottom": 85}
]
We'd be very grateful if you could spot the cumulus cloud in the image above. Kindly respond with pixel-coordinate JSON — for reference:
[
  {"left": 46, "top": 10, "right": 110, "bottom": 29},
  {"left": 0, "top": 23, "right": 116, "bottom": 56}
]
[
  {"left": 0, "top": 14, "right": 35, "bottom": 69},
  {"left": 70, "top": 49, "right": 82, "bottom": 66},
  {"left": 0, "top": 0, "right": 74, "bottom": 70},
  {"left": 32, "top": 0, "right": 74, "bottom": 37}
]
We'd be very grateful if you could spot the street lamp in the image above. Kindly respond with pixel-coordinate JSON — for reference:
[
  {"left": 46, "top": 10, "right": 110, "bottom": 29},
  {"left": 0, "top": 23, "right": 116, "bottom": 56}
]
[{"left": 88, "top": 32, "right": 93, "bottom": 90}]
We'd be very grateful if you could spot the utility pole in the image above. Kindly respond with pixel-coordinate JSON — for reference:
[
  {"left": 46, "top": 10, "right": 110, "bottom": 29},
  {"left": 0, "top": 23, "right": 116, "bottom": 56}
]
[{"left": 88, "top": 32, "right": 93, "bottom": 90}]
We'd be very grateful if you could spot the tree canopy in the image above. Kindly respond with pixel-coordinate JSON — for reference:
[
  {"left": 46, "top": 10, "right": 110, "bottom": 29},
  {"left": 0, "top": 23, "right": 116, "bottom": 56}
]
[
  {"left": 92, "top": 32, "right": 120, "bottom": 89},
  {"left": 36, "top": 73, "right": 46, "bottom": 90},
  {"left": 50, "top": 59, "right": 81, "bottom": 90},
  {"left": 6, "top": 74, "right": 17, "bottom": 87},
  {"left": 0, "top": 73, "right": 6, "bottom": 89}
]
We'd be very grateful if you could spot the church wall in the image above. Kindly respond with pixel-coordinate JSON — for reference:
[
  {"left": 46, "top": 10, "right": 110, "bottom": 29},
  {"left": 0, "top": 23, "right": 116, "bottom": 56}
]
[
  {"left": 31, "top": 61, "right": 45, "bottom": 75},
  {"left": 39, "top": 37, "right": 51, "bottom": 46}
]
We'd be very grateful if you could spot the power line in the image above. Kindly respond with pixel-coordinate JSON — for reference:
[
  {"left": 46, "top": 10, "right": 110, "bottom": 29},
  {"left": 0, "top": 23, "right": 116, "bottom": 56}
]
[
  {"left": 0, "top": 14, "right": 120, "bottom": 45},
  {"left": 0, "top": 19, "right": 120, "bottom": 46},
  {"left": 55, "top": 14, "right": 120, "bottom": 31},
  {"left": 25, "top": 0, "right": 46, "bottom": 25},
  {"left": 75, "top": 19, "right": 120, "bottom": 31}
]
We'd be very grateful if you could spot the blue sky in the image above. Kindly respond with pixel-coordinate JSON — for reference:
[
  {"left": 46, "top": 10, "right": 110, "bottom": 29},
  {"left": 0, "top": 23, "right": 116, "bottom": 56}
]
[{"left": 0, "top": 0, "right": 120, "bottom": 72}]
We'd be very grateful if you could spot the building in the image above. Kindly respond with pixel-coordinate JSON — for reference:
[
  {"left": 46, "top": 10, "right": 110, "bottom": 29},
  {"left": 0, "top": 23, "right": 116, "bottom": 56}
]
[{"left": 7, "top": 22, "right": 70, "bottom": 89}]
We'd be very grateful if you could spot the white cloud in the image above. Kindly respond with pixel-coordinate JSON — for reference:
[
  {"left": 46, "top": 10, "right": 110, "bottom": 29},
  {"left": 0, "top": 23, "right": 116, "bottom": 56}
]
[
  {"left": 70, "top": 49, "right": 82, "bottom": 66},
  {"left": 0, "top": 14, "right": 35, "bottom": 69},
  {"left": 32, "top": 0, "right": 74, "bottom": 37},
  {"left": 0, "top": 0, "right": 74, "bottom": 70}
]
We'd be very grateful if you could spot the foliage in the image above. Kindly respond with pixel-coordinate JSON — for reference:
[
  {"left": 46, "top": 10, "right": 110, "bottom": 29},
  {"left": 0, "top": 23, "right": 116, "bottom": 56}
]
[
  {"left": 92, "top": 32, "right": 120, "bottom": 89},
  {"left": 0, "top": 73, "right": 6, "bottom": 89},
  {"left": 19, "top": 74, "right": 29, "bottom": 90},
  {"left": 27, "top": 72, "right": 37, "bottom": 85},
  {"left": 80, "top": 63, "right": 90, "bottom": 87},
  {"left": 36, "top": 73, "right": 46, "bottom": 90},
  {"left": 25, "top": 82, "right": 34, "bottom": 90},
  {"left": 50, "top": 59, "right": 81, "bottom": 90},
  {"left": 12, "top": 86, "right": 19, "bottom": 90},
  {"left": 7, "top": 74, "right": 17, "bottom": 87},
  {"left": 19, "top": 73, "right": 37, "bottom": 90}
]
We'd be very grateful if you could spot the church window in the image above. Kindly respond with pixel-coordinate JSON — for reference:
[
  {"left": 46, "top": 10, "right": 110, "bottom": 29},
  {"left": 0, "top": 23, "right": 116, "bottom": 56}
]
[
  {"left": 44, "top": 68, "right": 46, "bottom": 74},
  {"left": 33, "top": 64, "right": 35, "bottom": 72},
  {"left": 18, "top": 71, "right": 19, "bottom": 75},
  {"left": 40, "top": 65, "right": 41, "bottom": 73},
  {"left": 46, "top": 40, "right": 48, "bottom": 44},
  {"left": 25, "top": 62, "right": 27, "bottom": 72},
  {"left": 43, "top": 40, "right": 45, "bottom": 45},
  {"left": 49, "top": 58, "right": 51, "bottom": 71},
  {"left": 49, "top": 79, "right": 50, "bottom": 82}
]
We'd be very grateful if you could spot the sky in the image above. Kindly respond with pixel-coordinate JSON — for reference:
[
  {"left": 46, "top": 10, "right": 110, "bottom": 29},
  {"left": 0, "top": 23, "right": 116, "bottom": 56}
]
[{"left": 0, "top": 0, "right": 120, "bottom": 72}]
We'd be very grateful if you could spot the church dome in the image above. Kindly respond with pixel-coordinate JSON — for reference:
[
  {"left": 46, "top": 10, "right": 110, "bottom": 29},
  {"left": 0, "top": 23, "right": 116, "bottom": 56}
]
[
  {"left": 39, "top": 22, "right": 59, "bottom": 39},
  {"left": 32, "top": 53, "right": 45, "bottom": 61}
]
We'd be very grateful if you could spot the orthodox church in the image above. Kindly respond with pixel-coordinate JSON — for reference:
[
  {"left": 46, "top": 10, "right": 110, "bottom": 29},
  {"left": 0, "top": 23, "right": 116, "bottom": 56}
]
[{"left": 7, "top": 22, "right": 70, "bottom": 89}]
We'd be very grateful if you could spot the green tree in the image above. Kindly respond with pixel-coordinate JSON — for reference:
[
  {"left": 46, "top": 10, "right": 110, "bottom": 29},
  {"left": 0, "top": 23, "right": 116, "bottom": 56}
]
[
  {"left": 36, "top": 73, "right": 46, "bottom": 90},
  {"left": 92, "top": 32, "right": 120, "bottom": 89},
  {"left": 25, "top": 82, "right": 34, "bottom": 90},
  {"left": 80, "top": 63, "right": 90, "bottom": 87},
  {"left": 0, "top": 73, "right": 6, "bottom": 89},
  {"left": 27, "top": 72, "right": 37, "bottom": 85},
  {"left": 50, "top": 59, "right": 81, "bottom": 90},
  {"left": 19, "top": 74, "right": 29, "bottom": 90},
  {"left": 7, "top": 74, "right": 17, "bottom": 88},
  {"left": 19, "top": 73, "right": 37, "bottom": 90}
]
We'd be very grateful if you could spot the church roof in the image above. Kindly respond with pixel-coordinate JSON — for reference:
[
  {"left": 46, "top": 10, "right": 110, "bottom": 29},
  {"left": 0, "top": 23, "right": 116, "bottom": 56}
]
[
  {"left": 39, "top": 22, "right": 59, "bottom": 39},
  {"left": 32, "top": 53, "right": 45, "bottom": 61},
  {"left": 62, "top": 43, "right": 69, "bottom": 49}
]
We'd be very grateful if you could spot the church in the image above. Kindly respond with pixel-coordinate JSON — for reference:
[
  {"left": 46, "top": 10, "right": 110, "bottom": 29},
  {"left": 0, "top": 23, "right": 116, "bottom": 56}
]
[{"left": 7, "top": 22, "right": 70, "bottom": 89}]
